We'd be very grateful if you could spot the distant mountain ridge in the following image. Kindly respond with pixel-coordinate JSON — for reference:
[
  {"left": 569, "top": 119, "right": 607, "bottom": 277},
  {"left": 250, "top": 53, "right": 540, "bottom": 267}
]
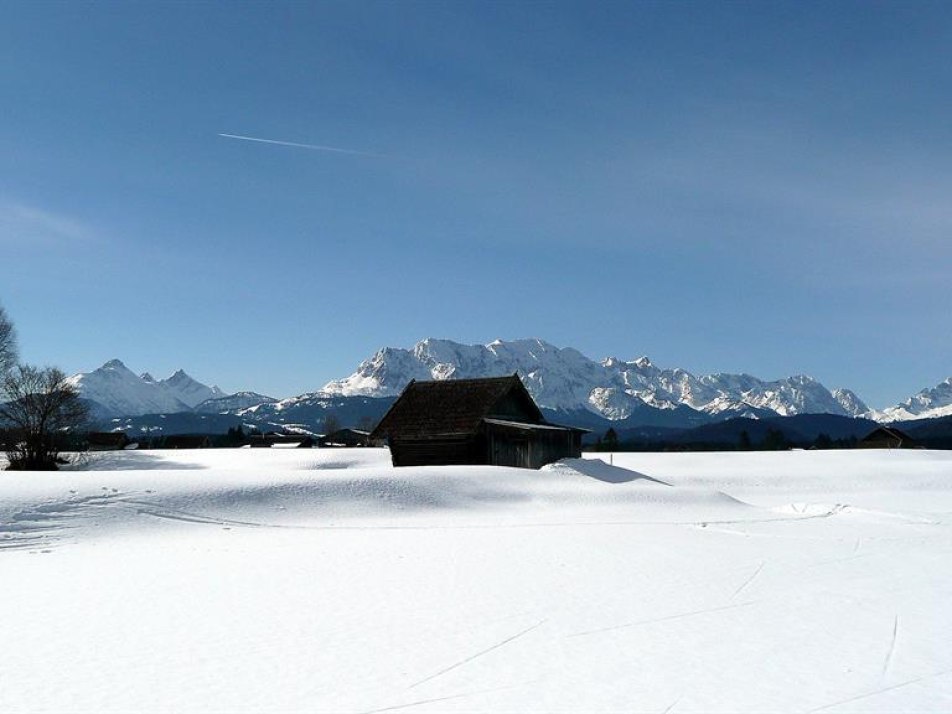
[
  {"left": 322, "top": 338, "right": 869, "bottom": 420},
  {"left": 69, "top": 341, "right": 952, "bottom": 434},
  {"left": 194, "top": 391, "right": 278, "bottom": 414}
]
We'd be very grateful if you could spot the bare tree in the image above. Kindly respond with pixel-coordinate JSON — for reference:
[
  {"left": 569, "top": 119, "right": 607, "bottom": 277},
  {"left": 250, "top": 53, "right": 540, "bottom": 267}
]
[
  {"left": 356, "top": 414, "right": 377, "bottom": 432},
  {"left": 0, "top": 365, "right": 88, "bottom": 470},
  {"left": 0, "top": 304, "right": 16, "bottom": 376},
  {"left": 322, "top": 412, "right": 341, "bottom": 435}
]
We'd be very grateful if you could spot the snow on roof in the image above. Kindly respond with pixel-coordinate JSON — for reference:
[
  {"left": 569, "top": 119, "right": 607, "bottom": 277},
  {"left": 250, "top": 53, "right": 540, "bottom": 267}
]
[{"left": 482, "top": 418, "right": 585, "bottom": 433}]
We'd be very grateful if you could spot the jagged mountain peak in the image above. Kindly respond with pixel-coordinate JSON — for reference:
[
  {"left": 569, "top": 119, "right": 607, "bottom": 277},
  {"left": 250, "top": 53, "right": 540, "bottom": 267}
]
[
  {"left": 68, "top": 361, "right": 227, "bottom": 416},
  {"left": 101, "top": 358, "right": 131, "bottom": 371},
  {"left": 788, "top": 374, "right": 816, "bottom": 383},
  {"left": 68, "top": 361, "right": 189, "bottom": 416},
  {"left": 831, "top": 388, "right": 869, "bottom": 416},
  {"left": 159, "top": 369, "right": 224, "bottom": 407}
]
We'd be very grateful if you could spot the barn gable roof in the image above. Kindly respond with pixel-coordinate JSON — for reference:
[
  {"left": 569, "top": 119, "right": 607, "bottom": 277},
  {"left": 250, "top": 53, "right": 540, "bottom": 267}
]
[
  {"left": 860, "top": 425, "right": 916, "bottom": 446},
  {"left": 370, "top": 374, "right": 545, "bottom": 440}
]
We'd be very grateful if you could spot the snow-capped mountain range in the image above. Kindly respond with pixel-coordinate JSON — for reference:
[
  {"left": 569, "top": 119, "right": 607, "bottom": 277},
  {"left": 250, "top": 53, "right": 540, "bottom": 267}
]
[
  {"left": 68, "top": 339, "right": 952, "bottom": 424},
  {"left": 872, "top": 378, "right": 952, "bottom": 422},
  {"left": 66, "top": 359, "right": 226, "bottom": 416},
  {"left": 322, "top": 338, "right": 871, "bottom": 419}
]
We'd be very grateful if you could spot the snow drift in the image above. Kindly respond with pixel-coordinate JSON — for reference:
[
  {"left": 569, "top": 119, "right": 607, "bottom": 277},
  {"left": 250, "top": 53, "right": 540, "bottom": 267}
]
[{"left": 2, "top": 448, "right": 951, "bottom": 713}]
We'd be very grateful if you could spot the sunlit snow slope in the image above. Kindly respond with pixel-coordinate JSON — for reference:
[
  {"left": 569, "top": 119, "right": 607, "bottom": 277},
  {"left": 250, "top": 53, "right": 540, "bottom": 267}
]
[{"left": 1, "top": 448, "right": 951, "bottom": 713}]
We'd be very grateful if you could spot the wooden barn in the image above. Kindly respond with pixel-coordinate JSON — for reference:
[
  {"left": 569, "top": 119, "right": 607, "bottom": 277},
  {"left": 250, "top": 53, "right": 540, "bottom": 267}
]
[
  {"left": 369, "top": 374, "right": 586, "bottom": 469},
  {"left": 858, "top": 426, "right": 918, "bottom": 449}
]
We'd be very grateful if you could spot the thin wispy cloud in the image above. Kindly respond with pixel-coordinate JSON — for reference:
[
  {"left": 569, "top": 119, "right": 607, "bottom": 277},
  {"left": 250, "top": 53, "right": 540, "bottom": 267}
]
[
  {"left": 0, "top": 200, "right": 94, "bottom": 247},
  {"left": 218, "top": 133, "right": 385, "bottom": 158}
]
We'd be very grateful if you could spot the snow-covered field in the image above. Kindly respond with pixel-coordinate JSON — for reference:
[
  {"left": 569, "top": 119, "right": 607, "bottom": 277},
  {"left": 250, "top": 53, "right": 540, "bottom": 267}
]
[{"left": 2, "top": 448, "right": 951, "bottom": 713}]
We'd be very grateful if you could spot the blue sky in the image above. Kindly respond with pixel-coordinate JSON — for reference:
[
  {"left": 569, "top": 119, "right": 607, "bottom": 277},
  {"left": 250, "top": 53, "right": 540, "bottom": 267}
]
[{"left": 2, "top": 1, "right": 950, "bottom": 408}]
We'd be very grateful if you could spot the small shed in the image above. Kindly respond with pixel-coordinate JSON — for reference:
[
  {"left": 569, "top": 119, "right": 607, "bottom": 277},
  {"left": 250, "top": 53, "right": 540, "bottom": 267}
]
[
  {"left": 318, "top": 428, "right": 372, "bottom": 448},
  {"left": 859, "top": 426, "right": 918, "bottom": 449},
  {"left": 369, "top": 374, "right": 586, "bottom": 469},
  {"left": 162, "top": 434, "right": 212, "bottom": 449},
  {"left": 87, "top": 431, "right": 131, "bottom": 451},
  {"left": 249, "top": 432, "right": 315, "bottom": 448}
]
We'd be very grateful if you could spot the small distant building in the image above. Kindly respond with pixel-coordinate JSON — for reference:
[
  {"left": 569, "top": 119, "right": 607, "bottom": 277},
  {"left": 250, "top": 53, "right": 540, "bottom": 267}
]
[
  {"left": 248, "top": 432, "right": 315, "bottom": 448},
  {"left": 318, "top": 428, "right": 372, "bottom": 448},
  {"left": 370, "top": 374, "right": 586, "bottom": 469},
  {"left": 162, "top": 434, "right": 212, "bottom": 449},
  {"left": 87, "top": 432, "right": 131, "bottom": 451},
  {"left": 859, "top": 426, "right": 918, "bottom": 449}
]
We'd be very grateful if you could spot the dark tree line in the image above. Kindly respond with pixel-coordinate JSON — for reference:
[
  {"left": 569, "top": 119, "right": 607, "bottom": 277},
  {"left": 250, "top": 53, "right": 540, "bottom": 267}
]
[{"left": 589, "top": 425, "right": 862, "bottom": 453}]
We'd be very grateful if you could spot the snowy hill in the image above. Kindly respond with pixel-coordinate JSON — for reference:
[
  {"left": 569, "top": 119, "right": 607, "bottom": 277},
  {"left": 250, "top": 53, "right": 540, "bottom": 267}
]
[
  {"left": 322, "top": 338, "right": 869, "bottom": 420},
  {"left": 2, "top": 448, "right": 951, "bottom": 712},
  {"left": 67, "top": 360, "right": 224, "bottom": 416},
  {"left": 873, "top": 377, "right": 952, "bottom": 421}
]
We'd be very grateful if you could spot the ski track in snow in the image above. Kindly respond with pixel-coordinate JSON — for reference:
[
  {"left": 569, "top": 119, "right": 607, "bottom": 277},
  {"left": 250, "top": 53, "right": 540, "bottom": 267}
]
[
  {"left": 0, "top": 495, "right": 844, "bottom": 539},
  {"left": 881, "top": 614, "right": 899, "bottom": 679},
  {"left": 566, "top": 600, "right": 758, "bottom": 638},
  {"left": 0, "top": 492, "right": 130, "bottom": 552},
  {"left": 802, "top": 552, "right": 877, "bottom": 570},
  {"left": 407, "top": 620, "right": 547, "bottom": 689},
  {"left": 806, "top": 667, "right": 952, "bottom": 712},
  {"left": 129, "top": 490, "right": 851, "bottom": 535},
  {"left": 358, "top": 681, "right": 537, "bottom": 714},
  {"left": 358, "top": 691, "right": 485, "bottom": 714},
  {"left": 730, "top": 561, "right": 765, "bottom": 600}
]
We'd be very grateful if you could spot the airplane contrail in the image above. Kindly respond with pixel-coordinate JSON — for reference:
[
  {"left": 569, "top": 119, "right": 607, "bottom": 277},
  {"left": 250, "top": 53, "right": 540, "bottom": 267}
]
[{"left": 217, "top": 133, "right": 385, "bottom": 157}]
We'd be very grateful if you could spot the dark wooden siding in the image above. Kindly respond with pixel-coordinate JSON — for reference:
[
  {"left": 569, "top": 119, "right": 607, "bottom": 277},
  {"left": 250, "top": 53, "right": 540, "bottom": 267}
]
[
  {"left": 489, "top": 392, "right": 541, "bottom": 422},
  {"left": 483, "top": 423, "right": 582, "bottom": 469},
  {"left": 390, "top": 435, "right": 485, "bottom": 467},
  {"left": 488, "top": 433, "right": 530, "bottom": 468}
]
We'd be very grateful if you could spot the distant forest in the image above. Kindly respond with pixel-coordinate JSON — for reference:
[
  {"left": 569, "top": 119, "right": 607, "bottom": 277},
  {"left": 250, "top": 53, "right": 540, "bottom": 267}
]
[{"left": 585, "top": 414, "right": 952, "bottom": 452}]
